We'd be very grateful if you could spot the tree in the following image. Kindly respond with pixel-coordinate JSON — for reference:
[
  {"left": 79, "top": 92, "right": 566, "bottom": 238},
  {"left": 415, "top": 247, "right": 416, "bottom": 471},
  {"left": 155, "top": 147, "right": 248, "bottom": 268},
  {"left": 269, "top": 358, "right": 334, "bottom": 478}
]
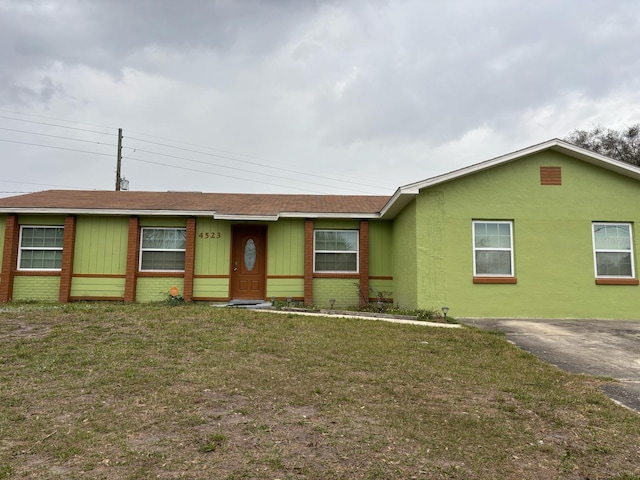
[{"left": 565, "top": 124, "right": 640, "bottom": 166}]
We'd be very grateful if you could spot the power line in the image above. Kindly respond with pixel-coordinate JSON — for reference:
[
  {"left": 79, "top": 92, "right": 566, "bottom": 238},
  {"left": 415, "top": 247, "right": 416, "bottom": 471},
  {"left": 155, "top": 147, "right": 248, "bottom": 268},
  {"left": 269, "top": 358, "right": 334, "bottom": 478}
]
[
  {"left": 128, "top": 147, "right": 380, "bottom": 194},
  {"left": 0, "top": 179, "right": 97, "bottom": 190},
  {"left": 0, "top": 108, "right": 115, "bottom": 130},
  {"left": 125, "top": 134, "right": 393, "bottom": 190},
  {"left": 0, "top": 127, "right": 118, "bottom": 147},
  {"left": 0, "top": 115, "right": 115, "bottom": 136},
  {"left": 0, "top": 138, "right": 114, "bottom": 157},
  {"left": 127, "top": 156, "right": 329, "bottom": 194}
]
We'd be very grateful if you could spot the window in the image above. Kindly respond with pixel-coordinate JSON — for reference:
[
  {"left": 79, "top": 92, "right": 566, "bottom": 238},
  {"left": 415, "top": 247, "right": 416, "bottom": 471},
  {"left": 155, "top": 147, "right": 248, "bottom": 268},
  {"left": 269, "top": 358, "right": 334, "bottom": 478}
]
[
  {"left": 592, "top": 223, "right": 635, "bottom": 278},
  {"left": 314, "top": 230, "right": 358, "bottom": 273},
  {"left": 140, "top": 228, "right": 186, "bottom": 271},
  {"left": 473, "top": 221, "right": 514, "bottom": 276},
  {"left": 18, "top": 226, "right": 64, "bottom": 270}
]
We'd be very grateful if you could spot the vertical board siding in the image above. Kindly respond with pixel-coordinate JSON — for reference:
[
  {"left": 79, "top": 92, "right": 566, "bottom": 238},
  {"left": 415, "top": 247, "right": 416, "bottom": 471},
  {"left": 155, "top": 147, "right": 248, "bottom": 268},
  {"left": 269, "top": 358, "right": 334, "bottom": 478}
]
[
  {"left": 13, "top": 276, "right": 60, "bottom": 301},
  {"left": 194, "top": 218, "right": 231, "bottom": 275},
  {"left": 74, "top": 216, "right": 128, "bottom": 274},
  {"left": 18, "top": 215, "right": 65, "bottom": 226},
  {"left": 313, "top": 219, "right": 360, "bottom": 230},
  {"left": 392, "top": 200, "right": 417, "bottom": 309},
  {"left": 268, "top": 219, "right": 304, "bottom": 276},
  {"left": 368, "top": 221, "right": 393, "bottom": 277}
]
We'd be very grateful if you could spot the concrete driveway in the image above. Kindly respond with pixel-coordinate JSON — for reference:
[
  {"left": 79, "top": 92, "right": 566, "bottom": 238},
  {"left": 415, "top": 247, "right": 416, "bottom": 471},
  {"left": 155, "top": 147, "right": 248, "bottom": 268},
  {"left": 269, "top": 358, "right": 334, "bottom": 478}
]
[{"left": 459, "top": 318, "right": 640, "bottom": 412}]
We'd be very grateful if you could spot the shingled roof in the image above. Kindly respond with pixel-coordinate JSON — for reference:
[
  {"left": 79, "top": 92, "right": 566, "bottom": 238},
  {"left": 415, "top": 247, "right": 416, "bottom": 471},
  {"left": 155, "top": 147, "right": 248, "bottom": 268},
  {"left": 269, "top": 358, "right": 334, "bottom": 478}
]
[{"left": 0, "top": 190, "right": 391, "bottom": 219}]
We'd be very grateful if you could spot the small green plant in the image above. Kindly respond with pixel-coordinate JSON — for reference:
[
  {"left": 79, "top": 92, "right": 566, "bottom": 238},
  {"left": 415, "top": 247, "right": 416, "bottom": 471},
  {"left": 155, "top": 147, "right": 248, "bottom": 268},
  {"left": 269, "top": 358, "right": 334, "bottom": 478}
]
[{"left": 199, "top": 432, "right": 227, "bottom": 453}]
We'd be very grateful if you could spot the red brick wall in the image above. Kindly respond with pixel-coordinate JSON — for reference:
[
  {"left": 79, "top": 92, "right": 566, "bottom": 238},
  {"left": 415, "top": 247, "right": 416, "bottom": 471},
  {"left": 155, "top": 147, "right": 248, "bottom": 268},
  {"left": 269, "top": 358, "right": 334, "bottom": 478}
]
[
  {"left": 58, "top": 216, "right": 76, "bottom": 303},
  {"left": 304, "top": 219, "right": 314, "bottom": 306},
  {"left": 124, "top": 217, "right": 140, "bottom": 302},
  {"left": 358, "top": 220, "right": 369, "bottom": 307},
  {"left": 0, "top": 215, "right": 19, "bottom": 302},
  {"left": 183, "top": 217, "right": 196, "bottom": 302}
]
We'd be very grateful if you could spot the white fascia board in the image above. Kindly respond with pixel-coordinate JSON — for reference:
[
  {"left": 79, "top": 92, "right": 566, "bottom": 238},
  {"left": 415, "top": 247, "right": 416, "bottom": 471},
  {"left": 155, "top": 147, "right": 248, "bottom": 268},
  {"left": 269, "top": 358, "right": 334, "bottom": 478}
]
[
  {"left": 213, "top": 214, "right": 280, "bottom": 221},
  {"left": 0, "top": 208, "right": 216, "bottom": 216},
  {"left": 380, "top": 138, "right": 640, "bottom": 218},
  {"left": 278, "top": 212, "right": 381, "bottom": 219}
]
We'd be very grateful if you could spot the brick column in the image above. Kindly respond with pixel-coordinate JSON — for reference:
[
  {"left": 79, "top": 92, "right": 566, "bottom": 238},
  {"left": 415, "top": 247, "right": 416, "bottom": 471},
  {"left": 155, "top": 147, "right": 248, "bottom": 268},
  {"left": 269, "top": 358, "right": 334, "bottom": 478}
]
[
  {"left": 0, "top": 215, "right": 20, "bottom": 303},
  {"left": 124, "top": 217, "right": 140, "bottom": 302},
  {"left": 183, "top": 217, "right": 196, "bottom": 302},
  {"left": 359, "top": 220, "right": 369, "bottom": 307},
  {"left": 58, "top": 215, "right": 76, "bottom": 303},
  {"left": 304, "top": 219, "right": 314, "bottom": 306}
]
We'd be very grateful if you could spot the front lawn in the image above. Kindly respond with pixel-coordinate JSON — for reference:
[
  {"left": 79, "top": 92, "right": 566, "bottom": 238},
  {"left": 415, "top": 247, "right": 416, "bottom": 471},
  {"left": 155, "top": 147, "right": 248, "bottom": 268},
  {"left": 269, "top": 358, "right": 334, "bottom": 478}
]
[{"left": 0, "top": 303, "right": 638, "bottom": 479}]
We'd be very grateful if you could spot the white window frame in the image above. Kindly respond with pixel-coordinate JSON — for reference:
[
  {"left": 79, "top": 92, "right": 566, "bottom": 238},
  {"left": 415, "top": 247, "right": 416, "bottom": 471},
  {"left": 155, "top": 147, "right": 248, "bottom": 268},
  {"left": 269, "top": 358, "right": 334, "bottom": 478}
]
[
  {"left": 313, "top": 230, "right": 359, "bottom": 274},
  {"left": 17, "top": 225, "right": 65, "bottom": 271},
  {"left": 472, "top": 221, "right": 514, "bottom": 277},
  {"left": 592, "top": 222, "right": 635, "bottom": 278},
  {"left": 139, "top": 227, "right": 187, "bottom": 272}
]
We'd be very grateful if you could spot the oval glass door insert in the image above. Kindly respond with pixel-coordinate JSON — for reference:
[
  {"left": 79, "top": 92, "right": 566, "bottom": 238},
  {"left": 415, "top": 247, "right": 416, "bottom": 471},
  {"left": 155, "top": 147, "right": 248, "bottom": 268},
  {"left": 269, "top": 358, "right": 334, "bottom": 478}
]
[{"left": 244, "top": 239, "right": 256, "bottom": 271}]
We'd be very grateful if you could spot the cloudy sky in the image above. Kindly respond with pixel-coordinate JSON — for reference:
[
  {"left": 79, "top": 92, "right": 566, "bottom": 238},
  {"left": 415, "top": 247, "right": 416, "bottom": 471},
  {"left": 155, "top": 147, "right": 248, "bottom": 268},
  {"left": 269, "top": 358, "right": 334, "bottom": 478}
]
[{"left": 1, "top": 0, "right": 639, "bottom": 197}]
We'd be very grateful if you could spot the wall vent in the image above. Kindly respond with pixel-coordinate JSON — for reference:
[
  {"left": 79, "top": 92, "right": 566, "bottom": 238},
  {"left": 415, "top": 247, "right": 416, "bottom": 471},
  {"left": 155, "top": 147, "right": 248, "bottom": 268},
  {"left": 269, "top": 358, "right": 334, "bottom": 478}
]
[{"left": 540, "top": 166, "right": 561, "bottom": 185}]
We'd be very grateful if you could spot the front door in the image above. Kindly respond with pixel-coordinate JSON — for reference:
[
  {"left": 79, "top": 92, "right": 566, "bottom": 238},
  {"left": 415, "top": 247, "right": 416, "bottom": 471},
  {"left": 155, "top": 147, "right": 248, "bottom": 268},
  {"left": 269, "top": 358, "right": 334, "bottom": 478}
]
[{"left": 230, "top": 225, "right": 266, "bottom": 300}]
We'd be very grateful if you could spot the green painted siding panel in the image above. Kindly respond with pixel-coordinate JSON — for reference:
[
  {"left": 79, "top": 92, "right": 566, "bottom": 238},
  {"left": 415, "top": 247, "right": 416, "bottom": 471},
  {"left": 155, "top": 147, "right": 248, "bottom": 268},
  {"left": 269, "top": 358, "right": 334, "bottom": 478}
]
[
  {"left": 368, "top": 221, "right": 393, "bottom": 276},
  {"left": 136, "top": 278, "right": 184, "bottom": 302},
  {"left": 73, "top": 216, "right": 128, "bottom": 274},
  {"left": 415, "top": 151, "right": 640, "bottom": 319},
  {"left": 369, "top": 278, "right": 394, "bottom": 299},
  {"left": 314, "top": 219, "right": 360, "bottom": 230},
  {"left": 267, "top": 219, "right": 304, "bottom": 275},
  {"left": 266, "top": 278, "right": 304, "bottom": 298},
  {"left": 193, "top": 278, "right": 229, "bottom": 298},
  {"left": 392, "top": 200, "right": 417, "bottom": 309},
  {"left": 19, "top": 215, "right": 65, "bottom": 226},
  {"left": 313, "top": 278, "right": 359, "bottom": 309},
  {"left": 70, "top": 277, "right": 125, "bottom": 298},
  {"left": 194, "top": 218, "right": 231, "bottom": 275},
  {"left": 13, "top": 276, "right": 59, "bottom": 301},
  {"left": 139, "top": 217, "right": 186, "bottom": 227}
]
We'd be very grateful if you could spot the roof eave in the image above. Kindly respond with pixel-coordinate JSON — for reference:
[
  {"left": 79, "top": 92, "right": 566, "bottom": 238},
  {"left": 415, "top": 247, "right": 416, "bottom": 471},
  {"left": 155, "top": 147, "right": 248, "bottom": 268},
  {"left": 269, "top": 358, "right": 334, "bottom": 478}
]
[{"left": 0, "top": 208, "right": 216, "bottom": 216}]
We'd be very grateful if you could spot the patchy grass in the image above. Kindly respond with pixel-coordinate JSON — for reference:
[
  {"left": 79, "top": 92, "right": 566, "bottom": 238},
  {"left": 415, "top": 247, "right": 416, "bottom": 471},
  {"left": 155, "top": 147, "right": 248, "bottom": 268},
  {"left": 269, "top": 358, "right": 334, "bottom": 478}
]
[{"left": 0, "top": 303, "right": 638, "bottom": 479}]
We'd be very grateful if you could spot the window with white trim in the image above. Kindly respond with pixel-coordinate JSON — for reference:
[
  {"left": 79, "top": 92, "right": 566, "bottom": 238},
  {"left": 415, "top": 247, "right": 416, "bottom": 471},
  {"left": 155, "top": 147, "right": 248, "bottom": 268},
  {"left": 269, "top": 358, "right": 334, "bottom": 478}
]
[
  {"left": 140, "top": 228, "right": 186, "bottom": 271},
  {"left": 472, "top": 221, "right": 514, "bottom": 276},
  {"left": 592, "top": 222, "right": 635, "bottom": 278},
  {"left": 18, "top": 226, "right": 64, "bottom": 270},
  {"left": 314, "top": 230, "right": 358, "bottom": 273}
]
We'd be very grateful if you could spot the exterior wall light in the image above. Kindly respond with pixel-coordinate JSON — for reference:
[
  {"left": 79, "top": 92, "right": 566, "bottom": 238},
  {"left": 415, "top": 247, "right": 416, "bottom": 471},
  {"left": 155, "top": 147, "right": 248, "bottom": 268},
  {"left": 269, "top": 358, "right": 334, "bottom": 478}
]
[
  {"left": 330, "top": 298, "right": 335, "bottom": 311},
  {"left": 441, "top": 306, "right": 449, "bottom": 319}
]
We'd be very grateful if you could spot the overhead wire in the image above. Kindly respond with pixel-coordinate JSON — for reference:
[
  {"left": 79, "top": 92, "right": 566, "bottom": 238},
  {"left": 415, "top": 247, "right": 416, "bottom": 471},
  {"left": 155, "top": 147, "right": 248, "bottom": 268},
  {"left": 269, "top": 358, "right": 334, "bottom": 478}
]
[
  {"left": 125, "top": 134, "right": 393, "bottom": 190},
  {"left": 127, "top": 146, "right": 380, "bottom": 195},
  {"left": 0, "top": 111, "right": 396, "bottom": 194}
]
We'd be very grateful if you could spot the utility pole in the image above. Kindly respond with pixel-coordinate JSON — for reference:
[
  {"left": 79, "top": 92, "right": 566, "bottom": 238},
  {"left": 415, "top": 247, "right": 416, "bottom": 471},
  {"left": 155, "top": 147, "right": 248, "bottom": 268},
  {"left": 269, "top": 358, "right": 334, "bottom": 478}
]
[{"left": 115, "top": 128, "right": 123, "bottom": 191}]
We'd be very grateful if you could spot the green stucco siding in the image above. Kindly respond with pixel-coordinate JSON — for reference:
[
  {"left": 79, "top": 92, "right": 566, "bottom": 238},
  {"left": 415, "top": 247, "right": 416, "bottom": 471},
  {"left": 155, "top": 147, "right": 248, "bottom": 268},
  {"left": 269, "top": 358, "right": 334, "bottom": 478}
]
[
  {"left": 74, "top": 216, "right": 128, "bottom": 274},
  {"left": 13, "top": 276, "right": 59, "bottom": 301},
  {"left": 416, "top": 151, "right": 640, "bottom": 319},
  {"left": 194, "top": 218, "right": 231, "bottom": 275},
  {"left": 136, "top": 278, "right": 184, "bottom": 302},
  {"left": 392, "top": 200, "right": 417, "bottom": 309},
  {"left": 267, "top": 219, "right": 304, "bottom": 275},
  {"left": 313, "top": 278, "right": 359, "bottom": 309}
]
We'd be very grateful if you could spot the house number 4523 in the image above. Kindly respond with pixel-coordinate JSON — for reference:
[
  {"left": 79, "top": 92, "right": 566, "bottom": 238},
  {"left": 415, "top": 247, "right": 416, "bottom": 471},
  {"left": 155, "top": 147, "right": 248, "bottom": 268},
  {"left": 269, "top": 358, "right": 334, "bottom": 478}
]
[{"left": 199, "top": 232, "right": 221, "bottom": 239}]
